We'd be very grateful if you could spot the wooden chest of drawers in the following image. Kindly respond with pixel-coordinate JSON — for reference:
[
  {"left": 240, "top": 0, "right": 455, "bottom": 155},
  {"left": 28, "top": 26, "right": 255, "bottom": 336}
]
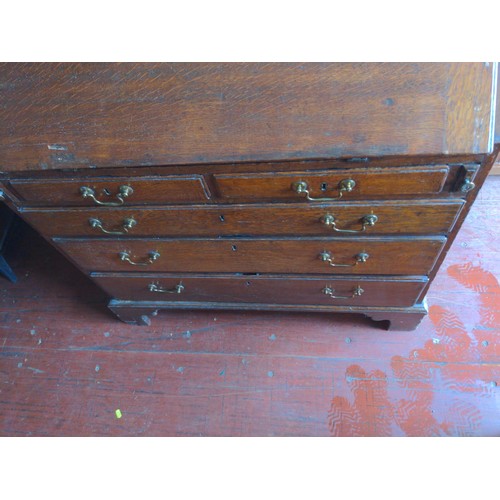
[{"left": 0, "top": 63, "right": 498, "bottom": 330}]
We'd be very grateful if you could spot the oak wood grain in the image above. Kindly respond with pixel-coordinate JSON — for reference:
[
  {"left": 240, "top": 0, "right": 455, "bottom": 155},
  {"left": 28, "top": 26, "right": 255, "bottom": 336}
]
[
  {"left": 9, "top": 175, "right": 211, "bottom": 205},
  {"left": 54, "top": 236, "right": 446, "bottom": 275},
  {"left": 0, "top": 63, "right": 496, "bottom": 172},
  {"left": 213, "top": 166, "right": 450, "bottom": 201},
  {"left": 21, "top": 199, "right": 464, "bottom": 237},
  {"left": 1, "top": 153, "right": 485, "bottom": 182},
  {"left": 92, "top": 273, "right": 426, "bottom": 307}
]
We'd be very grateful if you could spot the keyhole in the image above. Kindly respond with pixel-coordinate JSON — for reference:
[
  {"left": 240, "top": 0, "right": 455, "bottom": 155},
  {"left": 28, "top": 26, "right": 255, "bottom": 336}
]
[
  {"left": 219, "top": 215, "right": 225, "bottom": 222},
  {"left": 321, "top": 182, "right": 328, "bottom": 191},
  {"left": 103, "top": 188, "right": 111, "bottom": 196},
  {"left": 231, "top": 245, "right": 237, "bottom": 252},
  {"left": 245, "top": 281, "right": 251, "bottom": 286}
]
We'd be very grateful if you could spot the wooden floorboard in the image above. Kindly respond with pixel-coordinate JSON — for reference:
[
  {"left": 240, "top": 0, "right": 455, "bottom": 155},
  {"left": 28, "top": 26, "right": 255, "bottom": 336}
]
[{"left": 0, "top": 178, "right": 499, "bottom": 436}]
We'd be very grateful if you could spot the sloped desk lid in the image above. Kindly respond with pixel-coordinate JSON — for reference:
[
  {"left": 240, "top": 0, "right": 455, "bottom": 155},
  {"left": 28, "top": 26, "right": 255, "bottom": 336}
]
[{"left": 0, "top": 62, "right": 497, "bottom": 172}]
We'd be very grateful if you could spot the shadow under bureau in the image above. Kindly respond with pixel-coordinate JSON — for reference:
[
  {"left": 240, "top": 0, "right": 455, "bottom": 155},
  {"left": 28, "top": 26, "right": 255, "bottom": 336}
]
[{"left": 0, "top": 63, "right": 498, "bottom": 330}]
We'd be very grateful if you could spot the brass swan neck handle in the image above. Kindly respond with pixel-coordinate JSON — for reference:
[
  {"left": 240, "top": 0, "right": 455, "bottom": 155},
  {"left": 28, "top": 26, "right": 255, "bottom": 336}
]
[
  {"left": 292, "top": 179, "right": 355, "bottom": 201},
  {"left": 321, "top": 213, "right": 378, "bottom": 233},
  {"left": 80, "top": 185, "right": 133, "bottom": 206}
]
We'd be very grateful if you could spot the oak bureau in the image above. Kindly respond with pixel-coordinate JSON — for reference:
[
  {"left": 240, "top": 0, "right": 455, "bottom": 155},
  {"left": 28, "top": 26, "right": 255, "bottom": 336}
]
[{"left": 0, "top": 63, "right": 498, "bottom": 330}]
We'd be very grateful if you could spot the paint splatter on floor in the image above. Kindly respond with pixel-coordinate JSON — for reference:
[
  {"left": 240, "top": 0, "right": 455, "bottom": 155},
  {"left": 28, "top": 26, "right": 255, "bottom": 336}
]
[{"left": 328, "top": 262, "right": 499, "bottom": 436}]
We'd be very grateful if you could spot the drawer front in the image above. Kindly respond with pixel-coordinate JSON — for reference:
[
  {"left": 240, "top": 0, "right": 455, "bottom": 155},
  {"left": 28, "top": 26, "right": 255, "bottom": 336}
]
[
  {"left": 23, "top": 200, "right": 464, "bottom": 237},
  {"left": 91, "top": 273, "right": 428, "bottom": 307},
  {"left": 213, "top": 165, "right": 450, "bottom": 201},
  {"left": 9, "top": 175, "right": 211, "bottom": 206},
  {"left": 55, "top": 237, "right": 446, "bottom": 275}
]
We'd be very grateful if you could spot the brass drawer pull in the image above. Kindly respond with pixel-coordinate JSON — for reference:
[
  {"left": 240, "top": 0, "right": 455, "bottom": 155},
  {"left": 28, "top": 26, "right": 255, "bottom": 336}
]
[
  {"left": 89, "top": 217, "right": 137, "bottom": 235},
  {"left": 319, "top": 251, "right": 369, "bottom": 267},
  {"left": 80, "top": 185, "right": 133, "bottom": 206},
  {"left": 148, "top": 282, "right": 184, "bottom": 294},
  {"left": 292, "top": 179, "right": 355, "bottom": 201},
  {"left": 323, "top": 285, "right": 364, "bottom": 299},
  {"left": 321, "top": 213, "right": 378, "bottom": 233},
  {"left": 119, "top": 250, "right": 160, "bottom": 266}
]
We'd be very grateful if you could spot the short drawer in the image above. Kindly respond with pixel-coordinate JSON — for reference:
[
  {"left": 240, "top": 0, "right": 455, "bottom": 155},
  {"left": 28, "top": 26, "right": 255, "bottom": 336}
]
[
  {"left": 23, "top": 199, "right": 464, "bottom": 237},
  {"left": 55, "top": 236, "right": 446, "bottom": 276},
  {"left": 213, "top": 165, "right": 450, "bottom": 201},
  {"left": 8, "top": 175, "right": 211, "bottom": 206},
  {"left": 91, "top": 273, "right": 428, "bottom": 308}
]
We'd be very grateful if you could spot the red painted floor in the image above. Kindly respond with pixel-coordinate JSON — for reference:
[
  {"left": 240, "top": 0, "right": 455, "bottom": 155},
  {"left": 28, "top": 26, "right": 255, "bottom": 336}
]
[{"left": 0, "top": 177, "right": 499, "bottom": 436}]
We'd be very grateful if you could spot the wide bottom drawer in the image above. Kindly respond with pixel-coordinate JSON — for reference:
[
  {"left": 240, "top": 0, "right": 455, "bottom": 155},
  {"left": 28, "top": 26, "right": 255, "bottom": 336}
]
[{"left": 91, "top": 273, "right": 428, "bottom": 307}]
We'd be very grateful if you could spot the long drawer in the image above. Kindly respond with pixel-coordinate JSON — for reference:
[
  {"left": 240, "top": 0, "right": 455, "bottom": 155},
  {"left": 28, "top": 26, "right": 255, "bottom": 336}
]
[
  {"left": 91, "top": 273, "right": 427, "bottom": 307},
  {"left": 23, "top": 199, "right": 464, "bottom": 237},
  {"left": 55, "top": 236, "right": 446, "bottom": 275},
  {"left": 91, "top": 273, "right": 428, "bottom": 307},
  {"left": 213, "top": 165, "right": 450, "bottom": 201}
]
